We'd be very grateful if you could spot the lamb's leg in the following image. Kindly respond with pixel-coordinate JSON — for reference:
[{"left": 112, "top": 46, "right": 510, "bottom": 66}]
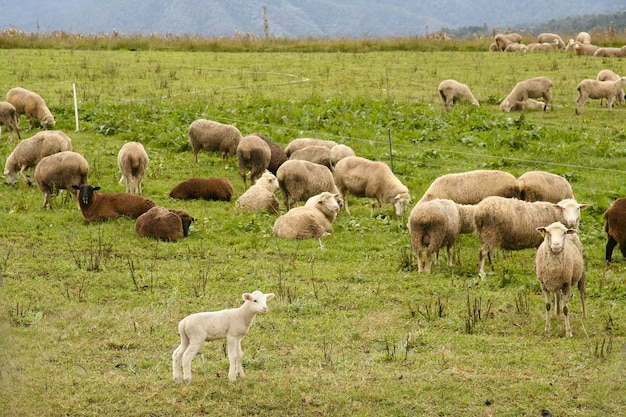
[
  {"left": 226, "top": 335, "right": 244, "bottom": 381},
  {"left": 181, "top": 339, "right": 203, "bottom": 384},
  {"left": 542, "top": 288, "right": 552, "bottom": 334},
  {"left": 172, "top": 344, "right": 185, "bottom": 383}
]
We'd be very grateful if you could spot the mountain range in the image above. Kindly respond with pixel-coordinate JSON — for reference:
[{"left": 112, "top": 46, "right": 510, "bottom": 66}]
[{"left": 3, "top": 1, "right": 625, "bottom": 38}]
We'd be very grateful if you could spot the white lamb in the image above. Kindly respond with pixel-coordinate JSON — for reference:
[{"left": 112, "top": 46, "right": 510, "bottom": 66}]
[
  {"left": 596, "top": 69, "right": 624, "bottom": 105},
  {"left": 437, "top": 79, "right": 480, "bottom": 111},
  {"left": 418, "top": 169, "right": 520, "bottom": 204},
  {"left": 235, "top": 170, "right": 281, "bottom": 214},
  {"left": 500, "top": 76, "right": 553, "bottom": 112},
  {"left": 575, "top": 77, "right": 626, "bottom": 114},
  {"left": 172, "top": 290, "right": 275, "bottom": 383},
  {"left": 273, "top": 191, "right": 341, "bottom": 239},
  {"left": 117, "top": 141, "right": 149, "bottom": 194},
  {"left": 535, "top": 222, "right": 587, "bottom": 337}
]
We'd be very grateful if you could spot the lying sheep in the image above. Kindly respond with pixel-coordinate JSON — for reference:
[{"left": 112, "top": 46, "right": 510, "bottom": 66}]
[
  {"left": 6, "top": 87, "right": 55, "bottom": 130},
  {"left": 136, "top": 206, "right": 195, "bottom": 241},
  {"left": 518, "top": 171, "right": 574, "bottom": 203},
  {"left": 289, "top": 145, "right": 333, "bottom": 168},
  {"left": 4, "top": 130, "right": 72, "bottom": 185},
  {"left": 504, "top": 43, "right": 528, "bottom": 53},
  {"left": 0, "top": 101, "right": 20, "bottom": 141},
  {"left": 573, "top": 42, "right": 600, "bottom": 56},
  {"left": 172, "top": 290, "right": 275, "bottom": 383},
  {"left": 73, "top": 184, "right": 156, "bottom": 221},
  {"left": 118, "top": 141, "right": 149, "bottom": 194},
  {"left": 34, "top": 151, "right": 88, "bottom": 209},
  {"left": 418, "top": 169, "right": 520, "bottom": 204},
  {"left": 237, "top": 134, "right": 271, "bottom": 188},
  {"left": 330, "top": 144, "right": 356, "bottom": 166},
  {"left": 474, "top": 197, "right": 588, "bottom": 276},
  {"left": 284, "top": 138, "right": 337, "bottom": 157},
  {"left": 500, "top": 76, "right": 553, "bottom": 112},
  {"left": 494, "top": 33, "right": 523, "bottom": 51},
  {"left": 596, "top": 69, "right": 624, "bottom": 105},
  {"left": 169, "top": 178, "right": 233, "bottom": 202},
  {"left": 273, "top": 192, "right": 341, "bottom": 239},
  {"left": 235, "top": 170, "right": 280, "bottom": 214},
  {"left": 276, "top": 159, "right": 339, "bottom": 210},
  {"left": 255, "top": 133, "right": 287, "bottom": 174},
  {"left": 535, "top": 222, "right": 587, "bottom": 337},
  {"left": 536, "top": 33, "right": 565, "bottom": 49},
  {"left": 576, "top": 32, "right": 591, "bottom": 44},
  {"left": 575, "top": 77, "right": 626, "bottom": 114},
  {"left": 437, "top": 79, "right": 480, "bottom": 111},
  {"left": 603, "top": 198, "right": 626, "bottom": 262},
  {"left": 503, "top": 98, "right": 547, "bottom": 112},
  {"left": 188, "top": 119, "right": 242, "bottom": 162},
  {"left": 594, "top": 46, "right": 626, "bottom": 58},
  {"left": 527, "top": 41, "right": 559, "bottom": 52}
]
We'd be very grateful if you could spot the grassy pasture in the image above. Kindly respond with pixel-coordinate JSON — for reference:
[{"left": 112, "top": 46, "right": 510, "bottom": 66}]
[{"left": 0, "top": 46, "right": 625, "bottom": 416}]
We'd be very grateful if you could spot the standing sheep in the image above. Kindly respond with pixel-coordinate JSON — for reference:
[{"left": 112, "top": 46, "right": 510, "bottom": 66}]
[
  {"left": 333, "top": 156, "right": 410, "bottom": 217},
  {"left": 330, "top": 144, "right": 356, "bottom": 166},
  {"left": 0, "top": 101, "right": 20, "bottom": 141},
  {"left": 535, "top": 222, "right": 587, "bottom": 337},
  {"left": 500, "top": 76, "right": 553, "bottom": 112},
  {"left": 255, "top": 133, "right": 287, "bottom": 174},
  {"left": 235, "top": 170, "right": 280, "bottom": 214},
  {"left": 118, "top": 141, "right": 149, "bottom": 194},
  {"left": 575, "top": 77, "right": 626, "bottom": 114},
  {"left": 6, "top": 87, "right": 55, "bottom": 130},
  {"left": 518, "top": 171, "right": 574, "bottom": 203},
  {"left": 437, "top": 79, "right": 480, "bottom": 111},
  {"left": 188, "top": 119, "right": 242, "bottom": 162},
  {"left": 237, "top": 134, "right": 271, "bottom": 189},
  {"left": 596, "top": 69, "right": 624, "bottom": 105},
  {"left": 284, "top": 138, "right": 337, "bottom": 157},
  {"left": 276, "top": 159, "right": 339, "bottom": 210},
  {"left": 418, "top": 170, "right": 520, "bottom": 204},
  {"left": 73, "top": 184, "right": 157, "bottom": 221},
  {"left": 172, "top": 290, "right": 275, "bottom": 383},
  {"left": 136, "top": 206, "right": 195, "bottom": 241},
  {"left": 169, "top": 178, "right": 233, "bottom": 202},
  {"left": 289, "top": 145, "right": 333, "bottom": 168},
  {"left": 603, "top": 198, "right": 626, "bottom": 262},
  {"left": 34, "top": 151, "right": 88, "bottom": 209},
  {"left": 273, "top": 192, "right": 341, "bottom": 239}
]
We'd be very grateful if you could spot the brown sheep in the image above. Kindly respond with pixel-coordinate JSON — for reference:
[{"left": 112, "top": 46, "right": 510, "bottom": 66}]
[
  {"left": 188, "top": 119, "right": 242, "bottom": 162},
  {"left": 136, "top": 206, "right": 195, "bottom": 241},
  {"left": 237, "top": 134, "right": 271, "bottom": 189},
  {"left": 73, "top": 184, "right": 156, "bottom": 221},
  {"left": 255, "top": 133, "right": 287, "bottom": 174},
  {"left": 169, "top": 178, "right": 233, "bottom": 201},
  {"left": 34, "top": 151, "right": 88, "bottom": 209},
  {"left": 6, "top": 87, "right": 55, "bottom": 130},
  {"left": 603, "top": 198, "right": 626, "bottom": 263},
  {"left": 0, "top": 101, "right": 20, "bottom": 141}
]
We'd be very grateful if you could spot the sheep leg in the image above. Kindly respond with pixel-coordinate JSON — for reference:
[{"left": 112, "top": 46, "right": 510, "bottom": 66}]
[
  {"left": 424, "top": 250, "right": 432, "bottom": 272},
  {"left": 542, "top": 287, "right": 552, "bottom": 334},
  {"left": 343, "top": 194, "right": 351, "bottom": 215},
  {"left": 181, "top": 339, "right": 204, "bottom": 384},
  {"left": 19, "top": 167, "right": 32, "bottom": 186},
  {"left": 369, "top": 198, "right": 377, "bottom": 217},
  {"left": 172, "top": 344, "right": 186, "bottom": 383},
  {"left": 562, "top": 285, "right": 573, "bottom": 337},
  {"left": 477, "top": 246, "right": 490, "bottom": 276},
  {"left": 605, "top": 235, "right": 618, "bottom": 262},
  {"left": 446, "top": 244, "right": 453, "bottom": 267},
  {"left": 226, "top": 335, "right": 244, "bottom": 381},
  {"left": 578, "top": 273, "right": 587, "bottom": 319}
]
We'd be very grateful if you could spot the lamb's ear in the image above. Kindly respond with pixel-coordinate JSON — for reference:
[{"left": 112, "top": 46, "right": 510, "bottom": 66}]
[
  {"left": 242, "top": 293, "right": 252, "bottom": 301},
  {"left": 265, "top": 293, "right": 275, "bottom": 301}
]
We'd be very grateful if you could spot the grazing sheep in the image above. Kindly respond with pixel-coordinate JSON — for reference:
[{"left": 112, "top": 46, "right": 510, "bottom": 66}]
[
  {"left": 255, "top": 133, "right": 287, "bottom": 174},
  {"left": 237, "top": 134, "right": 271, "bottom": 189},
  {"left": 418, "top": 170, "right": 520, "bottom": 204},
  {"left": 572, "top": 42, "right": 600, "bottom": 56},
  {"left": 500, "top": 76, "right": 553, "bottom": 112},
  {"left": 576, "top": 32, "right": 591, "bottom": 44},
  {"left": 575, "top": 77, "right": 626, "bottom": 114},
  {"left": 603, "top": 198, "right": 626, "bottom": 262},
  {"left": 4, "top": 130, "right": 72, "bottom": 185},
  {"left": 330, "top": 144, "right": 356, "bottom": 166},
  {"left": 333, "top": 156, "right": 410, "bottom": 217},
  {"left": 437, "top": 79, "right": 480, "bottom": 111},
  {"left": 535, "top": 222, "right": 587, "bottom": 337},
  {"left": 289, "top": 145, "right": 333, "bottom": 168},
  {"left": 188, "top": 119, "right": 242, "bottom": 162},
  {"left": 474, "top": 197, "right": 588, "bottom": 276},
  {"left": 235, "top": 170, "right": 281, "bottom": 214},
  {"left": 284, "top": 138, "right": 337, "bottom": 157},
  {"left": 408, "top": 199, "right": 475, "bottom": 272},
  {"left": 169, "top": 178, "right": 233, "bottom": 202},
  {"left": 276, "top": 159, "right": 339, "bottom": 210},
  {"left": 172, "top": 290, "right": 275, "bottom": 383},
  {"left": 0, "top": 101, "right": 20, "bottom": 141},
  {"left": 273, "top": 192, "right": 341, "bottom": 239},
  {"left": 593, "top": 46, "right": 626, "bottom": 58},
  {"left": 596, "top": 69, "right": 624, "bottom": 105},
  {"left": 34, "top": 151, "right": 88, "bottom": 209},
  {"left": 504, "top": 43, "right": 528, "bottom": 53},
  {"left": 73, "top": 184, "right": 156, "bottom": 221},
  {"left": 6, "top": 87, "right": 55, "bottom": 130},
  {"left": 536, "top": 33, "right": 565, "bottom": 49},
  {"left": 518, "top": 171, "right": 574, "bottom": 203},
  {"left": 136, "top": 206, "right": 195, "bottom": 241},
  {"left": 503, "top": 98, "right": 547, "bottom": 112},
  {"left": 117, "top": 141, "right": 149, "bottom": 194},
  {"left": 494, "top": 33, "right": 523, "bottom": 51}
]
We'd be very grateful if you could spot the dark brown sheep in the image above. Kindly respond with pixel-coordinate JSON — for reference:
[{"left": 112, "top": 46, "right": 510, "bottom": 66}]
[
  {"left": 255, "top": 133, "right": 287, "bottom": 175},
  {"left": 604, "top": 198, "right": 626, "bottom": 262},
  {"left": 73, "top": 184, "right": 156, "bottom": 221},
  {"left": 136, "top": 206, "right": 195, "bottom": 241},
  {"left": 169, "top": 178, "right": 233, "bottom": 201}
]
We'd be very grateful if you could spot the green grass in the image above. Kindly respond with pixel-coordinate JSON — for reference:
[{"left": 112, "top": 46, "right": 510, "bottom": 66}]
[{"left": 1, "top": 45, "right": 625, "bottom": 416}]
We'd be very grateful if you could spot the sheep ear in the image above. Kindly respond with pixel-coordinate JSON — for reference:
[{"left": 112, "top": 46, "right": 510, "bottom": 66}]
[
  {"left": 94, "top": 186, "right": 101, "bottom": 191},
  {"left": 72, "top": 185, "right": 80, "bottom": 190},
  {"left": 536, "top": 227, "right": 546, "bottom": 234},
  {"left": 265, "top": 293, "right": 275, "bottom": 301},
  {"left": 579, "top": 204, "right": 590, "bottom": 210},
  {"left": 566, "top": 229, "right": 577, "bottom": 235},
  {"left": 242, "top": 293, "right": 252, "bottom": 301}
]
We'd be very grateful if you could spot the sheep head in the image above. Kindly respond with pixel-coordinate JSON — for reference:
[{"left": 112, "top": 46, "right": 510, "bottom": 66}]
[
  {"left": 242, "top": 290, "right": 275, "bottom": 314},
  {"left": 73, "top": 184, "right": 101, "bottom": 206},
  {"left": 537, "top": 222, "right": 577, "bottom": 254}
]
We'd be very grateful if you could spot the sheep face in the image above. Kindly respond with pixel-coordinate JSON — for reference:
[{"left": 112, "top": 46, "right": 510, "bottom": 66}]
[
  {"left": 393, "top": 192, "right": 411, "bottom": 216},
  {"left": 537, "top": 222, "right": 576, "bottom": 254},
  {"left": 243, "top": 290, "right": 275, "bottom": 313},
  {"left": 73, "top": 184, "right": 101, "bottom": 206},
  {"left": 554, "top": 199, "right": 589, "bottom": 229},
  {"left": 3, "top": 166, "right": 17, "bottom": 184}
]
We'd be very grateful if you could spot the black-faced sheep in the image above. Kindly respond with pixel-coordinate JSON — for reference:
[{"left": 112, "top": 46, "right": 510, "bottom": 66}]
[
  {"left": 273, "top": 192, "right": 341, "bottom": 239},
  {"left": 500, "top": 76, "right": 553, "bottom": 112},
  {"left": 593, "top": 46, "right": 626, "bottom": 58},
  {"left": 575, "top": 77, "right": 626, "bottom": 114},
  {"left": 536, "top": 33, "right": 565, "bottom": 49},
  {"left": 535, "top": 222, "right": 587, "bottom": 337},
  {"left": 437, "top": 79, "right": 480, "bottom": 111},
  {"left": 169, "top": 178, "right": 234, "bottom": 202},
  {"left": 333, "top": 156, "right": 410, "bottom": 217},
  {"left": 255, "top": 133, "right": 287, "bottom": 174},
  {"left": 603, "top": 198, "right": 626, "bottom": 263},
  {"left": 418, "top": 169, "right": 520, "bottom": 204},
  {"left": 235, "top": 171, "right": 280, "bottom": 214},
  {"left": 34, "top": 151, "right": 88, "bottom": 209},
  {"left": 518, "top": 171, "right": 574, "bottom": 203},
  {"left": 188, "top": 119, "right": 242, "bottom": 162},
  {"left": 596, "top": 69, "right": 624, "bottom": 105},
  {"left": 6, "top": 87, "right": 55, "bottom": 130},
  {"left": 136, "top": 206, "right": 195, "bottom": 241},
  {"left": 276, "top": 159, "right": 339, "bottom": 210},
  {"left": 118, "top": 141, "right": 149, "bottom": 194},
  {"left": 289, "top": 145, "right": 333, "bottom": 168},
  {"left": 4, "top": 130, "right": 72, "bottom": 185},
  {"left": 284, "top": 137, "right": 337, "bottom": 157},
  {"left": 172, "top": 290, "right": 275, "bottom": 383},
  {"left": 494, "top": 33, "right": 523, "bottom": 51},
  {"left": 73, "top": 184, "right": 156, "bottom": 221},
  {"left": 236, "top": 134, "right": 271, "bottom": 189},
  {"left": 0, "top": 101, "right": 20, "bottom": 141}
]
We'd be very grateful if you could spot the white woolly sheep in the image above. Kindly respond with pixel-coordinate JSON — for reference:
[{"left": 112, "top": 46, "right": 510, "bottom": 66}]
[
  {"left": 237, "top": 134, "right": 271, "bottom": 189},
  {"left": 437, "top": 79, "right": 480, "bottom": 111},
  {"left": 188, "top": 119, "right": 242, "bottom": 162},
  {"left": 276, "top": 159, "right": 339, "bottom": 210},
  {"left": 518, "top": 171, "right": 574, "bottom": 203},
  {"left": 408, "top": 199, "right": 476, "bottom": 273},
  {"left": 34, "top": 151, "right": 88, "bottom": 209},
  {"left": 117, "top": 141, "right": 148, "bottom": 194},
  {"left": 6, "top": 87, "right": 55, "bottom": 130},
  {"left": 273, "top": 192, "right": 341, "bottom": 239},
  {"left": 576, "top": 32, "right": 591, "bottom": 44},
  {"left": 136, "top": 206, "right": 195, "bottom": 241},
  {"left": 330, "top": 144, "right": 356, "bottom": 166},
  {"left": 500, "top": 76, "right": 553, "bottom": 112},
  {"left": 575, "top": 77, "right": 626, "bottom": 114},
  {"left": 494, "top": 33, "right": 523, "bottom": 51},
  {"left": 535, "top": 222, "right": 587, "bottom": 337},
  {"left": 172, "top": 290, "right": 275, "bottom": 383},
  {"left": 474, "top": 197, "right": 588, "bottom": 276},
  {"left": 235, "top": 170, "right": 281, "bottom": 214},
  {"left": 596, "top": 69, "right": 624, "bottom": 105},
  {"left": 504, "top": 43, "right": 528, "bottom": 53},
  {"left": 73, "top": 184, "right": 156, "bottom": 221},
  {"left": 333, "top": 156, "right": 410, "bottom": 217},
  {"left": 4, "top": 130, "right": 72, "bottom": 185},
  {"left": 593, "top": 46, "right": 626, "bottom": 58},
  {"left": 418, "top": 169, "right": 520, "bottom": 204},
  {"left": 527, "top": 40, "right": 559, "bottom": 52},
  {"left": 503, "top": 98, "right": 547, "bottom": 112},
  {"left": 284, "top": 137, "right": 337, "bottom": 157},
  {"left": 572, "top": 42, "right": 600, "bottom": 56},
  {"left": 169, "top": 178, "right": 234, "bottom": 202},
  {"left": 536, "top": 33, "right": 565, "bottom": 49},
  {"left": 0, "top": 101, "right": 20, "bottom": 141},
  {"left": 289, "top": 145, "right": 333, "bottom": 168},
  {"left": 603, "top": 198, "right": 626, "bottom": 263}
]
